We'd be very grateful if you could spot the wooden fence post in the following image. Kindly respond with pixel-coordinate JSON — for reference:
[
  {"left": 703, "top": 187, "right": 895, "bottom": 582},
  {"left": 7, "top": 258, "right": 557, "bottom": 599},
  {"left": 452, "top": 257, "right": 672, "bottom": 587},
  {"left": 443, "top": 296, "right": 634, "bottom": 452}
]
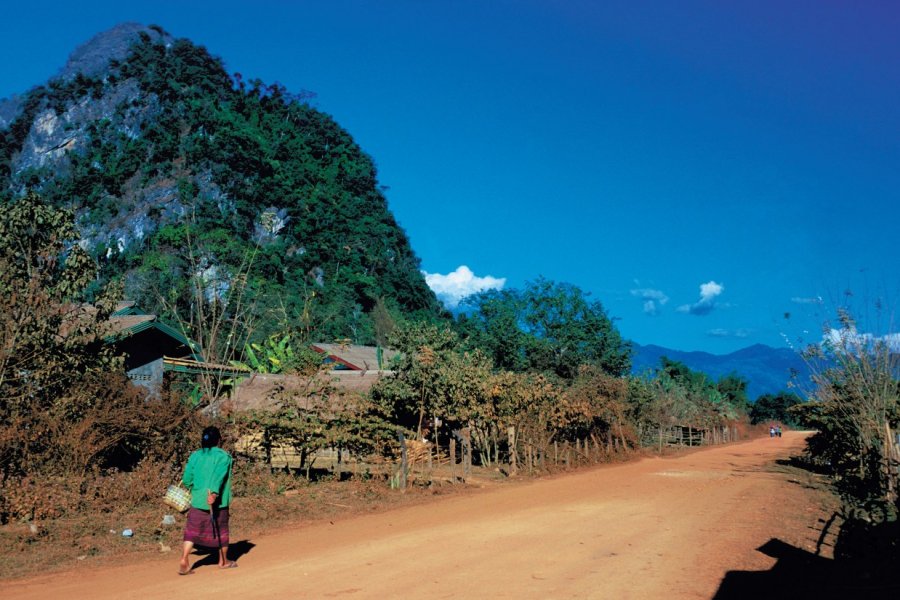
[
  {"left": 398, "top": 432, "right": 408, "bottom": 490},
  {"left": 507, "top": 426, "right": 518, "bottom": 476},
  {"left": 526, "top": 443, "right": 533, "bottom": 473},
  {"left": 450, "top": 437, "right": 457, "bottom": 480},
  {"left": 335, "top": 444, "right": 342, "bottom": 481},
  {"left": 462, "top": 427, "right": 471, "bottom": 479}
]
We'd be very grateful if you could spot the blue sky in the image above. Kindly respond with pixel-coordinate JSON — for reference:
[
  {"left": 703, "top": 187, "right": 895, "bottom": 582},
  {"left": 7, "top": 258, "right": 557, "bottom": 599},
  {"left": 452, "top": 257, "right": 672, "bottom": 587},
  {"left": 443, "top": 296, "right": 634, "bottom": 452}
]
[{"left": 2, "top": 1, "right": 898, "bottom": 353}]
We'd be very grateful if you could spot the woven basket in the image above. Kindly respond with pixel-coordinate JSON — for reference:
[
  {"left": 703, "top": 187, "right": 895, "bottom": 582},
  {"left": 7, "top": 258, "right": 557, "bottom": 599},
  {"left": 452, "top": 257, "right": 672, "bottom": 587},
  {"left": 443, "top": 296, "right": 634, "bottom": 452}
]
[{"left": 164, "top": 484, "right": 192, "bottom": 512}]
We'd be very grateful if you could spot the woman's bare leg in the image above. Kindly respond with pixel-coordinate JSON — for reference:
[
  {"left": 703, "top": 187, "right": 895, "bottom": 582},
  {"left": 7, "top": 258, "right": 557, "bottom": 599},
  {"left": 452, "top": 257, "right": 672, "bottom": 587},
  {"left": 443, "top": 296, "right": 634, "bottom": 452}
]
[
  {"left": 218, "top": 545, "right": 238, "bottom": 568},
  {"left": 179, "top": 541, "right": 194, "bottom": 574}
]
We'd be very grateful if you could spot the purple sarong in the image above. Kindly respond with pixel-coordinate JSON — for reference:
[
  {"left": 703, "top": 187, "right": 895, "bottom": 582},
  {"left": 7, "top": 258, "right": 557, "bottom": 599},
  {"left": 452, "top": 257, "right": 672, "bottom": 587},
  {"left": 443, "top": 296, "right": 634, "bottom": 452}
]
[{"left": 183, "top": 507, "right": 230, "bottom": 547}]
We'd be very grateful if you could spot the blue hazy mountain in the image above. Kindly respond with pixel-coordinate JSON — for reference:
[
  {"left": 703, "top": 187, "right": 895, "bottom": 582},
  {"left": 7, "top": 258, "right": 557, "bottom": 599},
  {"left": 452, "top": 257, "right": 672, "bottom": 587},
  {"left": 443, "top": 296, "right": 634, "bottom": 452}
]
[{"left": 630, "top": 343, "right": 812, "bottom": 401}]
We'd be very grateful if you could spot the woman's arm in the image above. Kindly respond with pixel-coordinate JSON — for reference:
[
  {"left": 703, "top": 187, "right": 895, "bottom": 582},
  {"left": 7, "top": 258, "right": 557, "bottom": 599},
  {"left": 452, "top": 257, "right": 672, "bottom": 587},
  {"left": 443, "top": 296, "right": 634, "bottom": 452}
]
[{"left": 207, "top": 452, "right": 231, "bottom": 494}]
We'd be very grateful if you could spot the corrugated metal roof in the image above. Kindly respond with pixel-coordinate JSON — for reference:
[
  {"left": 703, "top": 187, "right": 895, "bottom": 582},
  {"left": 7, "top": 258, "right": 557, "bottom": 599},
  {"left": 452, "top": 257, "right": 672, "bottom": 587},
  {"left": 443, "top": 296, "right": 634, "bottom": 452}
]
[
  {"left": 113, "top": 301, "right": 135, "bottom": 314},
  {"left": 106, "top": 314, "right": 155, "bottom": 332},
  {"left": 311, "top": 344, "right": 398, "bottom": 371},
  {"left": 103, "top": 314, "right": 195, "bottom": 349}
]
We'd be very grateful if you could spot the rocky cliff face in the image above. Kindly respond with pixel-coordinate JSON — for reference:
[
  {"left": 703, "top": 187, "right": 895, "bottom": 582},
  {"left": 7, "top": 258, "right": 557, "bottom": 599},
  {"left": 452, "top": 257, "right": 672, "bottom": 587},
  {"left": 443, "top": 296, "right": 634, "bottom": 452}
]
[
  {"left": 4, "top": 25, "right": 189, "bottom": 257},
  {"left": 59, "top": 23, "right": 173, "bottom": 82},
  {"left": 4, "top": 23, "right": 169, "bottom": 162},
  {"left": 0, "top": 97, "right": 22, "bottom": 130},
  {"left": 0, "top": 23, "right": 440, "bottom": 343}
]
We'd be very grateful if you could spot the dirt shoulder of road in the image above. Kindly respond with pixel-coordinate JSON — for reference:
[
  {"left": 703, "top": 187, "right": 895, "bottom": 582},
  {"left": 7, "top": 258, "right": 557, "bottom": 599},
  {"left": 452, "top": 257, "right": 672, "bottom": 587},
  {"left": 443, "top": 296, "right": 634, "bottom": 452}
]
[{"left": 1, "top": 432, "right": 843, "bottom": 599}]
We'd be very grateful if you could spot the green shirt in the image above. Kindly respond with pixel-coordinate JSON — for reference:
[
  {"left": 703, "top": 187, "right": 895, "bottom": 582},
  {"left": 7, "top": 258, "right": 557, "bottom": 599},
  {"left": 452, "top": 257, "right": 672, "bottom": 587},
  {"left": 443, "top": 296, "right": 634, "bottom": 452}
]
[{"left": 182, "top": 447, "right": 233, "bottom": 510}]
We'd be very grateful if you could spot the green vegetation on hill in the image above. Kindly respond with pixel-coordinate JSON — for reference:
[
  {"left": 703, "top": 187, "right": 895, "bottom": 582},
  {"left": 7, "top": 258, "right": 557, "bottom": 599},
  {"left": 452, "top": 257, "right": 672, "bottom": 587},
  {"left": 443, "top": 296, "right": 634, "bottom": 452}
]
[{"left": 0, "top": 27, "right": 441, "bottom": 350}]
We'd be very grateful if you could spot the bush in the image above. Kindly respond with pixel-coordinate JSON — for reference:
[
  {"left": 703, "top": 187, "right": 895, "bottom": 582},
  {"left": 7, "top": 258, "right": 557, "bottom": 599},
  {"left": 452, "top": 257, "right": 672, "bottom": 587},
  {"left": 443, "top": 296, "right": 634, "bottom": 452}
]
[
  {"left": 0, "top": 374, "right": 204, "bottom": 523},
  {"left": 795, "top": 308, "right": 900, "bottom": 507}
]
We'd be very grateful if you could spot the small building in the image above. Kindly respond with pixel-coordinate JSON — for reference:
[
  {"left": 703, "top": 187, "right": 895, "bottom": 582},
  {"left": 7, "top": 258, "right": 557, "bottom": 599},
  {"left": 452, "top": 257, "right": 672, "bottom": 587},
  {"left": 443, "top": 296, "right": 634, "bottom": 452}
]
[
  {"left": 311, "top": 343, "right": 398, "bottom": 372},
  {"left": 105, "top": 301, "right": 248, "bottom": 395}
]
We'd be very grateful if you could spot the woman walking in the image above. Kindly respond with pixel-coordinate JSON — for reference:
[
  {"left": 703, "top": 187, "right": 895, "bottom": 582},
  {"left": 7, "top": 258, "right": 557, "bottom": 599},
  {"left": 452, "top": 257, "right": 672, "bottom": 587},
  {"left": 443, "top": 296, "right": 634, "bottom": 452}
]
[{"left": 178, "top": 426, "right": 237, "bottom": 575}]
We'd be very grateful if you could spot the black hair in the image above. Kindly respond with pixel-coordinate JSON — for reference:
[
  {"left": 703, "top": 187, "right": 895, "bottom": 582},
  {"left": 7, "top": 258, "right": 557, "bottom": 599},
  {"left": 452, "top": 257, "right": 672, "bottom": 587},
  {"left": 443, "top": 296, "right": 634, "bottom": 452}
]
[{"left": 201, "top": 426, "right": 221, "bottom": 449}]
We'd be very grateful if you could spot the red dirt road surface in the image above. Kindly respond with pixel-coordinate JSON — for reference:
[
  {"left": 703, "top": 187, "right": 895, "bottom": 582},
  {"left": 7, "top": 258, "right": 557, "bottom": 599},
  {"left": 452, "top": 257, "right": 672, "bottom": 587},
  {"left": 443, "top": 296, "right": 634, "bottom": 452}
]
[{"left": 3, "top": 432, "right": 829, "bottom": 599}]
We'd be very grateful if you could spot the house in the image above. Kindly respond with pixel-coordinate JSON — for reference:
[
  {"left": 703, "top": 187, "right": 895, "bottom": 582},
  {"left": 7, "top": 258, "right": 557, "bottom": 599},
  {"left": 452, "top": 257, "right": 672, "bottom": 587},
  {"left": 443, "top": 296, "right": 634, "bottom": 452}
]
[
  {"left": 311, "top": 343, "right": 398, "bottom": 372},
  {"left": 105, "top": 301, "right": 249, "bottom": 395}
]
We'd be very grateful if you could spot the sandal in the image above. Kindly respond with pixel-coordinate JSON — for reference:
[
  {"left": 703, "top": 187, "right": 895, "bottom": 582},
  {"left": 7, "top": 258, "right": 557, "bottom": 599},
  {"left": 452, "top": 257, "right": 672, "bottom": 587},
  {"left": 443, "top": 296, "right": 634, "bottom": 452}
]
[{"left": 219, "top": 561, "right": 238, "bottom": 569}]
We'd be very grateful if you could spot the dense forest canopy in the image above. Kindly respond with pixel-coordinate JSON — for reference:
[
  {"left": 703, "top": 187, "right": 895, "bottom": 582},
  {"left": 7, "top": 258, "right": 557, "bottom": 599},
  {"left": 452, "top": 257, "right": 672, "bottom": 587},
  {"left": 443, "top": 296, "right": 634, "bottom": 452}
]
[{"left": 0, "top": 25, "right": 441, "bottom": 349}]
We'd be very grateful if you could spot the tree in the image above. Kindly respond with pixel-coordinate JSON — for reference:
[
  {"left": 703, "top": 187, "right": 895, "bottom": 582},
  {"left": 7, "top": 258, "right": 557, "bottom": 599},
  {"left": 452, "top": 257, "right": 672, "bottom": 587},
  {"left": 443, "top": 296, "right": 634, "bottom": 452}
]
[
  {"left": 717, "top": 372, "right": 751, "bottom": 415},
  {"left": 231, "top": 331, "right": 322, "bottom": 375},
  {"left": 750, "top": 392, "right": 803, "bottom": 426},
  {"left": 370, "top": 322, "right": 462, "bottom": 437},
  {"left": 484, "top": 370, "right": 563, "bottom": 466},
  {"left": 521, "top": 278, "right": 631, "bottom": 378},
  {"left": 459, "top": 278, "right": 631, "bottom": 379},
  {"left": 457, "top": 288, "right": 528, "bottom": 372},
  {"left": 234, "top": 370, "right": 398, "bottom": 480},
  {"left": 371, "top": 296, "right": 397, "bottom": 350},
  {"left": 0, "top": 191, "right": 119, "bottom": 404},
  {"left": 562, "top": 365, "right": 634, "bottom": 449},
  {"left": 644, "top": 357, "right": 749, "bottom": 432},
  {"left": 0, "top": 191, "right": 122, "bottom": 476},
  {"left": 150, "top": 213, "right": 261, "bottom": 403}
]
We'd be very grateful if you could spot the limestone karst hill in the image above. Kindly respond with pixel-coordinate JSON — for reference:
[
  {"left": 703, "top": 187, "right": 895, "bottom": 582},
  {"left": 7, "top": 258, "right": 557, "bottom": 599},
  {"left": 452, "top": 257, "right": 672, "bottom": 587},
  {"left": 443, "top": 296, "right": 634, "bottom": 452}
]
[{"left": 0, "top": 23, "right": 440, "bottom": 343}]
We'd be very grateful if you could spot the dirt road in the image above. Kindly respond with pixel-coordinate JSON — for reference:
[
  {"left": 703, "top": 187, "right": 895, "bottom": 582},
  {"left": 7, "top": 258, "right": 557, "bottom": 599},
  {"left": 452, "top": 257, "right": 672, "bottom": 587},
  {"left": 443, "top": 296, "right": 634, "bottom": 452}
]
[{"left": 2, "top": 432, "right": 829, "bottom": 599}]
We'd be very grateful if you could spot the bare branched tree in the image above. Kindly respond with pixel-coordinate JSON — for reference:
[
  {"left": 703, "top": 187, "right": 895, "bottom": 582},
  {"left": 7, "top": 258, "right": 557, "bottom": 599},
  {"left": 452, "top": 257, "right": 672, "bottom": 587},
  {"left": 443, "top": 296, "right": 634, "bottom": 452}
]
[{"left": 157, "top": 210, "right": 261, "bottom": 405}]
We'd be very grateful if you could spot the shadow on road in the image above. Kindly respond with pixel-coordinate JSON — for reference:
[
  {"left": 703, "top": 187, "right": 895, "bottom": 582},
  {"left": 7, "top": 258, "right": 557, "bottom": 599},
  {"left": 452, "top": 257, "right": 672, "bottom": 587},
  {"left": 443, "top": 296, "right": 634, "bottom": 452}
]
[
  {"left": 713, "top": 537, "right": 900, "bottom": 599},
  {"left": 190, "top": 540, "right": 256, "bottom": 570}
]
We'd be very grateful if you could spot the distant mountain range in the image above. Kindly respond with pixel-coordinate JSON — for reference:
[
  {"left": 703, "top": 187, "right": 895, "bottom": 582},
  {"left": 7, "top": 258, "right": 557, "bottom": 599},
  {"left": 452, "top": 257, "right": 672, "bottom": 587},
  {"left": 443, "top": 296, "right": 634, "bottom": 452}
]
[{"left": 630, "top": 343, "right": 812, "bottom": 400}]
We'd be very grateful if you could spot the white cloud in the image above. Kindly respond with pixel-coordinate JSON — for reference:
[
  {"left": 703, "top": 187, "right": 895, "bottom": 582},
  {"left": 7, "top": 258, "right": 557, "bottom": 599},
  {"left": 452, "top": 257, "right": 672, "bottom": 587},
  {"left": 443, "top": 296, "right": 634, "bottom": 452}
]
[
  {"left": 630, "top": 287, "right": 669, "bottom": 316},
  {"left": 791, "top": 296, "right": 824, "bottom": 305},
  {"left": 699, "top": 281, "right": 724, "bottom": 303},
  {"left": 631, "top": 288, "right": 669, "bottom": 303},
  {"left": 678, "top": 280, "right": 724, "bottom": 316},
  {"left": 822, "top": 327, "right": 900, "bottom": 353},
  {"left": 423, "top": 265, "right": 506, "bottom": 309},
  {"left": 707, "top": 328, "right": 751, "bottom": 339}
]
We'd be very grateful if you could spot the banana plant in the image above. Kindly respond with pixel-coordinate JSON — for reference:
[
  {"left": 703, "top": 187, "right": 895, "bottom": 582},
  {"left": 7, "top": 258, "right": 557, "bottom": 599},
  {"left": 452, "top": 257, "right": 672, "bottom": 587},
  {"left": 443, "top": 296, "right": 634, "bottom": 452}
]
[{"left": 231, "top": 333, "right": 297, "bottom": 374}]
